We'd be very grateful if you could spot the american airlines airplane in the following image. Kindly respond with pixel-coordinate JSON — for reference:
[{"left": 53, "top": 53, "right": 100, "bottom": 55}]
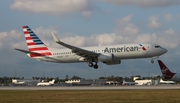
[
  {"left": 15, "top": 26, "right": 167, "bottom": 69},
  {"left": 158, "top": 60, "right": 180, "bottom": 82}
]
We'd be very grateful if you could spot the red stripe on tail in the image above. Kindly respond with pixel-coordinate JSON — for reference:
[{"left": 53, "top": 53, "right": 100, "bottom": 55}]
[
  {"left": 27, "top": 42, "right": 35, "bottom": 46},
  {"left": 26, "top": 37, "right": 32, "bottom": 40},
  {"left": 29, "top": 47, "right": 48, "bottom": 51},
  {"left": 30, "top": 52, "right": 52, "bottom": 57},
  {"left": 24, "top": 31, "right": 29, "bottom": 34}
]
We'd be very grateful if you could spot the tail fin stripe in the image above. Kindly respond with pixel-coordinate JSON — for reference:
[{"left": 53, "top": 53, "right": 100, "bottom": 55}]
[
  {"left": 24, "top": 31, "right": 29, "bottom": 34},
  {"left": 24, "top": 34, "right": 35, "bottom": 37},
  {"left": 27, "top": 42, "right": 35, "bottom": 46},
  {"left": 29, "top": 34, "right": 36, "bottom": 37},
  {"left": 25, "top": 39, "right": 43, "bottom": 44},
  {"left": 34, "top": 42, "right": 44, "bottom": 45},
  {"left": 27, "top": 43, "right": 45, "bottom": 46},
  {"left": 33, "top": 41, "right": 43, "bottom": 44},
  {"left": 24, "top": 31, "right": 34, "bottom": 34},
  {"left": 29, "top": 47, "right": 48, "bottom": 51},
  {"left": 24, "top": 33, "right": 36, "bottom": 37},
  {"left": 25, "top": 37, "right": 32, "bottom": 40},
  {"left": 22, "top": 26, "right": 28, "bottom": 28},
  {"left": 24, "top": 30, "right": 33, "bottom": 33},
  {"left": 33, "top": 40, "right": 42, "bottom": 42},
  {"left": 28, "top": 45, "right": 47, "bottom": 48},
  {"left": 26, "top": 37, "right": 39, "bottom": 40},
  {"left": 26, "top": 28, "right": 31, "bottom": 31},
  {"left": 30, "top": 52, "right": 52, "bottom": 57},
  {"left": 27, "top": 36, "right": 39, "bottom": 40}
]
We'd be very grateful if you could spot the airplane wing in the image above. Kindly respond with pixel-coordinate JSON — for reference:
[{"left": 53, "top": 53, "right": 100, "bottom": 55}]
[{"left": 51, "top": 32, "right": 99, "bottom": 61}]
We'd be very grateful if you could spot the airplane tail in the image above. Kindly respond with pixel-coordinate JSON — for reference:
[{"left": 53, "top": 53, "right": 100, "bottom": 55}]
[
  {"left": 22, "top": 26, "right": 52, "bottom": 58},
  {"left": 49, "top": 79, "right": 55, "bottom": 84},
  {"left": 157, "top": 60, "right": 175, "bottom": 79}
]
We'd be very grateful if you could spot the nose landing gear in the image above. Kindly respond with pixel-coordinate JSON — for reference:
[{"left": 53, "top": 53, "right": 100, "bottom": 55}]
[{"left": 151, "top": 56, "right": 159, "bottom": 64}]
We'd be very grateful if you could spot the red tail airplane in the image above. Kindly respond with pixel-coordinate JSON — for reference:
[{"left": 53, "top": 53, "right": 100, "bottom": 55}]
[{"left": 157, "top": 60, "right": 179, "bottom": 82}]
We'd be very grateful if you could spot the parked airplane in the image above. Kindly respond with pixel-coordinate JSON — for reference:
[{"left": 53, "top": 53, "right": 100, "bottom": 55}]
[
  {"left": 160, "top": 78, "right": 175, "bottom": 84},
  {"left": 15, "top": 26, "right": 167, "bottom": 69},
  {"left": 158, "top": 60, "right": 180, "bottom": 82},
  {"left": 122, "top": 80, "right": 138, "bottom": 85},
  {"left": 37, "top": 79, "right": 55, "bottom": 86}
]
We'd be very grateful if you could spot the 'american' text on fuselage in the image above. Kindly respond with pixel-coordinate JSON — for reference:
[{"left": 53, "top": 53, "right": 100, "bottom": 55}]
[{"left": 104, "top": 46, "right": 139, "bottom": 53}]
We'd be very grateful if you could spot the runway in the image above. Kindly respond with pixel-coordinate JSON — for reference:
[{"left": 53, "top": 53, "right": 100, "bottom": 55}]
[{"left": 0, "top": 85, "right": 180, "bottom": 90}]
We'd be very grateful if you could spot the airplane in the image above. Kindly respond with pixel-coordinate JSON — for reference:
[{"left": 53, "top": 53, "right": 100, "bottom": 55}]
[
  {"left": 12, "top": 79, "right": 25, "bottom": 85},
  {"left": 122, "top": 79, "right": 138, "bottom": 85},
  {"left": 37, "top": 79, "right": 55, "bottom": 86},
  {"left": 158, "top": 60, "right": 180, "bottom": 82},
  {"left": 15, "top": 26, "right": 167, "bottom": 69},
  {"left": 159, "top": 78, "right": 175, "bottom": 84}
]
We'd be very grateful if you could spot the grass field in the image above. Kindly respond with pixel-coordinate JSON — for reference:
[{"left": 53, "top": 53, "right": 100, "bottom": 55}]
[{"left": 0, "top": 90, "right": 180, "bottom": 103}]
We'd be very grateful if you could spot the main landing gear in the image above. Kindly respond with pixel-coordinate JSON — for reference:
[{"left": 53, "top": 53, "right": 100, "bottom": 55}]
[
  {"left": 88, "top": 62, "right": 98, "bottom": 69},
  {"left": 151, "top": 59, "right": 154, "bottom": 63}
]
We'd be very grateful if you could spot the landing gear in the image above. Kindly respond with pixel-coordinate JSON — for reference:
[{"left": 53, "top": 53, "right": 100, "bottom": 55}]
[
  {"left": 151, "top": 56, "right": 159, "bottom": 64},
  {"left": 93, "top": 63, "right": 98, "bottom": 69},
  {"left": 88, "top": 62, "right": 93, "bottom": 67},
  {"left": 88, "top": 62, "right": 98, "bottom": 69},
  {"left": 151, "top": 59, "right": 154, "bottom": 63}
]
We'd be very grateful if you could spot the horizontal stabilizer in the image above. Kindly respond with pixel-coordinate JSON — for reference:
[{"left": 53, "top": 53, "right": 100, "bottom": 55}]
[{"left": 15, "top": 48, "right": 40, "bottom": 55}]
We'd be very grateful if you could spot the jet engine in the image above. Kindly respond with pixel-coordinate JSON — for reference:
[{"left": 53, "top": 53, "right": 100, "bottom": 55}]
[
  {"left": 98, "top": 53, "right": 114, "bottom": 62},
  {"left": 98, "top": 53, "right": 121, "bottom": 65}
]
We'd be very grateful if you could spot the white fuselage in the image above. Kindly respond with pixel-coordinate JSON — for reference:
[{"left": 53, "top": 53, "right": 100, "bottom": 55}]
[
  {"left": 163, "top": 73, "right": 180, "bottom": 82},
  {"left": 37, "top": 82, "right": 52, "bottom": 86},
  {"left": 29, "top": 43, "right": 167, "bottom": 63}
]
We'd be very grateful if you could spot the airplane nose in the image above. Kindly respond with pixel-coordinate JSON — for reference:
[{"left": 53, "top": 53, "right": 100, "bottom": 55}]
[{"left": 162, "top": 48, "right": 167, "bottom": 54}]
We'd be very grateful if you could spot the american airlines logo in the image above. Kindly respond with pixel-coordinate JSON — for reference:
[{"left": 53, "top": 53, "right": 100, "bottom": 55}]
[
  {"left": 161, "top": 67, "right": 168, "bottom": 74},
  {"left": 139, "top": 44, "right": 146, "bottom": 51},
  {"left": 104, "top": 46, "right": 139, "bottom": 53}
]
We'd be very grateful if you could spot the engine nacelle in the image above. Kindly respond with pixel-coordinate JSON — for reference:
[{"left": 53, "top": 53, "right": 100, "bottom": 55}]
[
  {"left": 79, "top": 57, "right": 86, "bottom": 61},
  {"left": 98, "top": 53, "right": 114, "bottom": 62}
]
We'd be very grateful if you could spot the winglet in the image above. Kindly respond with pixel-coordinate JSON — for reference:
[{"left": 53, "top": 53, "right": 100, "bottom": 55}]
[{"left": 51, "top": 32, "right": 60, "bottom": 43}]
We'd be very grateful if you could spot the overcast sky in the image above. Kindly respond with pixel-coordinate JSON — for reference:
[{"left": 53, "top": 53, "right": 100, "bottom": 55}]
[{"left": 1, "top": 0, "right": 180, "bottom": 79}]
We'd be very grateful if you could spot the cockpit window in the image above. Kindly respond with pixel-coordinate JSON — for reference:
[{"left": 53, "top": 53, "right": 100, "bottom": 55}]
[{"left": 155, "top": 46, "right": 161, "bottom": 48}]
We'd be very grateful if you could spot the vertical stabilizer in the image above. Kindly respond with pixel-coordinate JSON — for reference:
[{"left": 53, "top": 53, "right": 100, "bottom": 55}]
[
  {"left": 157, "top": 60, "right": 175, "bottom": 79},
  {"left": 22, "top": 26, "right": 52, "bottom": 57},
  {"left": 49, "top": 79, "right": 55, "bottom": 84}
]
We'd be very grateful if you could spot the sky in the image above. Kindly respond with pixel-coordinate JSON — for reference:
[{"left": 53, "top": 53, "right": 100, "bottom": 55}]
[{"left": 1, "top": 0, "right": 180, "bottom": 79}]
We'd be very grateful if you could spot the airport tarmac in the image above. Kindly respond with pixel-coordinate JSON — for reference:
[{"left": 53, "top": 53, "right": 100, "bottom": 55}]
[{"left": 0, "top": 85, "right": 180, "bottom": 90}]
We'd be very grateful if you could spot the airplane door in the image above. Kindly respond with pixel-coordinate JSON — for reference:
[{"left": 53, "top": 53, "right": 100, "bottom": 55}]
[{"left": 146, "top": 45, "right": 151, "bottom": 56}]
